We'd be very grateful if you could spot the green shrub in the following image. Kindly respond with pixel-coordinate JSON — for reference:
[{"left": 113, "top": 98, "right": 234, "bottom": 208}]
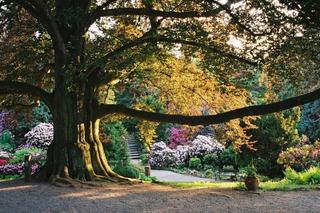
[
  {"left": 140, "top": 153, "right": 149, "bottom": 165},
  {"left": 284, "top": 167, "right": 320, "bottom": 185},
  {"left": 103, "top": 122, "right": 130, "bottom": 167},
  {"left": 218, "top": 146, "right": 239, "bottom": 168},
  {"left": 0, "top": 130, "right": 14, "bottom": 152},
  {"left": 188, "top": 157, "right": 202, "bottom": 170},
  {"left": 31, "top": 102, "right": 52, "bottom": 127},
  {"left": 113, "top": 164, "right": 141, "bottom": 178},
  {"left": 203, "top": 164, "right": 214, "bottom": 171},
  {"left": 204, "top": 169, "right": 214, "bottom": 178},
  {"left": 9, "top": 147, "right": 46, "bottom": 164},
  {"left": 203, "top": 154, "right": 218, "bottom": 166},
  {"left": 138, "top": 173, "right": 157, "bottom": 182}
]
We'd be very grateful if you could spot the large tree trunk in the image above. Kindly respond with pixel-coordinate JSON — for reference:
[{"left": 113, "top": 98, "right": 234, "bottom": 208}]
[{"left": 41, "top": 76, "right": 133, "bottom": 184}]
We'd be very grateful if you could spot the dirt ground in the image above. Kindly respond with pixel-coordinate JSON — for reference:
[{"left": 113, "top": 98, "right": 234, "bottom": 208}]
[{"left": 0, "top": 180, "right": 319, "bottom": 213}]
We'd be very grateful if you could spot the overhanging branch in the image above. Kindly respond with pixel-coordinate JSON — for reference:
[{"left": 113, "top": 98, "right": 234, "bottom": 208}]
[
  {"left": 0, "top": 81, "right": 53, "bottom": 110},
  {"left": 98, "top": 87, "right": 320, "bottom": 126}
]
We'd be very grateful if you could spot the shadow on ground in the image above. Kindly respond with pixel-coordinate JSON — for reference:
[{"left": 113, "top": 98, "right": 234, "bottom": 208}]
[{"left": 0, "top": 180, "right": 319, "bottom": 213}]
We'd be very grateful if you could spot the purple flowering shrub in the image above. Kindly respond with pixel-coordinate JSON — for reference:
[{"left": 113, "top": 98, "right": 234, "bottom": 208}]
[
  {"left": 168, "top": 127, "right": 192, "bottom": 149},
  {"left": 0, "top": 110, "right": 17, "bottom": 134},
  {"left": 0, "top": 162, "right": 40, "bottom": 176},
  {"left": 24, "top": 123, "right": 53, "bottom": 148}
]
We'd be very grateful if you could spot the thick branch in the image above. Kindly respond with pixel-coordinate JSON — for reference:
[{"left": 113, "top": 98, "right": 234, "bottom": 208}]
[
  {"left": 98, "top": 88, "right": 320, "bottom": 126},
  {"left": 0, "top": 81, "right": 53, "bottom": 110}
]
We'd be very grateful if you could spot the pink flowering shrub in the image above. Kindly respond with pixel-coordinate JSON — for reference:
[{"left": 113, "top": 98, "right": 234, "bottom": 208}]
[
  {"left": 168, "top": 127, "right": 192, "bottom": 149},
  {"left": 24, "top": 123, "right": 53, "bottom": 148},
  {"left": 278, "top": 141, "right": 320, "bottom": 171},
  {"left": 0, "top": 159, "right": 7, "bottom": 166}
]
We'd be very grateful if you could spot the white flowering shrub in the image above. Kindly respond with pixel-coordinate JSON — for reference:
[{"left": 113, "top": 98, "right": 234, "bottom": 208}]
[
  {"left": 148, "top": 142, "right": 179, "bottom": 168},
  {"left": 189, "top": 135, "right": 224, "bottom": 157},
  {"left": 175, "top": 145, "right": 191, "bottom": 165},
  {"left": 149, "top": 136, "right": 224, "bottom": 168},
  {"left": 0, "top": 151, "right": 11, "bottom": 159},
  {"left": 24, "top": 123, "right": 53, "bottom": 148}
]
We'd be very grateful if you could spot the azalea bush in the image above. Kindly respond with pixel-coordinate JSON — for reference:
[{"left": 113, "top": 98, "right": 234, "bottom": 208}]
[
  {"left": 0, "top": 159, "right": 7, "bottom": 166},
  {"left": 168, "top": 127, "right": 192, "bottom": 149},
  {"left": 24, "top": 123, "right": 53, "bottom": 148},
  {"left": 277, "top": 141, "right": 320, "bottom": 171}
]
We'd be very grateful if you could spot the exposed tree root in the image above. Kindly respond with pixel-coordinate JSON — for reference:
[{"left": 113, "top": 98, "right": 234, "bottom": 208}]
[{"left": 48, "top": 174, "right": 142, "bottom": 188}]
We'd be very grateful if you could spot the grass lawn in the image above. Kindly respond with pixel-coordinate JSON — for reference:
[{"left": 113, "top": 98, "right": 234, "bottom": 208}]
[{"left": 160, "top": 180, "right": 320, "bottom": 191}]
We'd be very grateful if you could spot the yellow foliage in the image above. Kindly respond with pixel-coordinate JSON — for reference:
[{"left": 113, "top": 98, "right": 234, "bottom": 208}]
[
  {"left": 136, "top": 57, "right": 256, "bottom": 148},
  {"left": 134, "top": 102, "right": 159, "bottom": 151}
]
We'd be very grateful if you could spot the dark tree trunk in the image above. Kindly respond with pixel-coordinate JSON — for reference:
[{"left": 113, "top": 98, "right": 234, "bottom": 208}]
[{"left": 41, "top": 76, "right": 133, "bottom": 183}]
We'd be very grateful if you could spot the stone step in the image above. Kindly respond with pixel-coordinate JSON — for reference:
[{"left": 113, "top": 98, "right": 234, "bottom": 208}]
[
  {"left": 127, "top": 134, "right": 141, "bottom": 160},
  {"left": 130, "top": 157, "right": 140, "bottom": 160},
  {"left": 130, "top": 152, "right": 140, "bottom": 155},
  {"left": 128, "top": 148, "right": 139, "bottom": 151}
]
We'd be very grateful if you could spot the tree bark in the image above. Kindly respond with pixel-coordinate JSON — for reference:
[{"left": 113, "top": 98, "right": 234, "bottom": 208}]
[{"left": 41, "top": 78, "right": 134, "bottom": 183}]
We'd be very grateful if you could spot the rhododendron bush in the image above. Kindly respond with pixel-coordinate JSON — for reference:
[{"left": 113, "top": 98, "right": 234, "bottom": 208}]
[
  {"left": 24, "top": 123, "right": 53, "bottom": 148},
  {"left": 149, "top": 135, "right": 224, "bottom": 168},
  {"left": 148, "top": 142, "right": 178, "bottom": 168},
  {"left": 189, "top": 135, "right": 224, "bottom": 157},
  {"left": 278, "top": 141, "right": 320, "bottom": 171}
]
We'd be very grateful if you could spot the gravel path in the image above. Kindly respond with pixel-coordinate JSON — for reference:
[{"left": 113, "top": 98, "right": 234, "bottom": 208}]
[
  {"left": 151, "top": 170, "right": 214, "bottom": 182},
  {"left": 0, "top": 180, "right": 320, "bottom": 213}
]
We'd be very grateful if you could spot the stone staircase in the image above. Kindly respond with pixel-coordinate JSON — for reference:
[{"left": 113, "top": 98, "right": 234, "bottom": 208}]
[{"left": 127, "top": 134, "right": 140, "bottom": 160}]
